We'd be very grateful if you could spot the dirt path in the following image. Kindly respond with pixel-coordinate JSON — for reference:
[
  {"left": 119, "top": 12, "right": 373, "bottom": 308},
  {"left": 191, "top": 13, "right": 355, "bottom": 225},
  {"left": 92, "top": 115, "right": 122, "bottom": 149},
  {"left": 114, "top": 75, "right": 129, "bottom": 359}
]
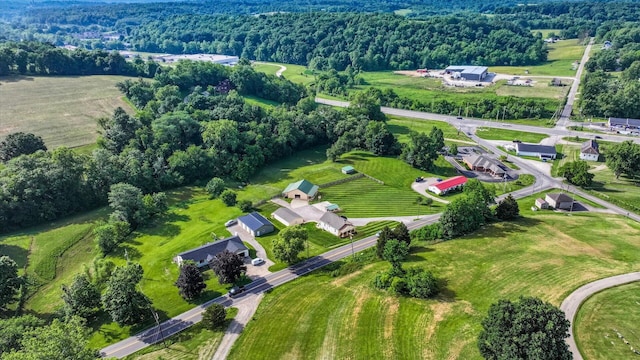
[
  {"left": 254, "top": 62, "right": 286, "bottom": 77},
  {"left": 211, "top": 293, "right": 264, "bottom": 360}
]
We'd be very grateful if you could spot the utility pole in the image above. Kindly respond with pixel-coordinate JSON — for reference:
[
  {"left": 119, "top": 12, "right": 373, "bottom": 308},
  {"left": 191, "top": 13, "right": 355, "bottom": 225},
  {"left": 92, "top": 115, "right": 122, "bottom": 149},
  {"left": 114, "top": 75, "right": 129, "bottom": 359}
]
[
  {"left": 350, "top": 234, "right": 355, "bottom": 259},
  {"left": 152, "top": 310, "right": 167, "bottom": 348}
]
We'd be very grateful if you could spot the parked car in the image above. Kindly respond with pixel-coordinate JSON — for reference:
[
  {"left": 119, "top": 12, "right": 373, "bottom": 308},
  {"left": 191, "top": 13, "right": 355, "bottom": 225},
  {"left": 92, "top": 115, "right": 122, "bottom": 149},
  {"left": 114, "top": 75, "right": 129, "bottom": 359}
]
[
  {"left": 513, "top": 139, "right": 522, "bottom": 143},
  {"left": 251, "top": 257, "right": 264, "bottom": 266},
  {"left": 595, "top": 135, "right": 602, "bottom": 139},
  {"left": 224, "top": 219, "right": 237, "bottom": 227},
  {"left": 456, "top": 116, "right": 463, "bottom": 120},
  {"left": 229, "top": 285, "right": 246, "bottom": 297},
  {"left": 415, "top": 177, "right": 424, "bottom": 182},
  {"left": 436, "top": 178, "right": 443, "bottom": 182}
]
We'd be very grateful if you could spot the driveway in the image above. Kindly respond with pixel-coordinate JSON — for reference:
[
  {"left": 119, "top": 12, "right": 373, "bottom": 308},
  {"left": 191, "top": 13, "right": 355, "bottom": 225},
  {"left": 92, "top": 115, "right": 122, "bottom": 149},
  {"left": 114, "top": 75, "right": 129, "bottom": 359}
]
[
  {"left": 270, "top": 199, "right": 325, "bottom": 223},
  {"left": 227, "top": 225, "right": 273, "bottom": 278},
  {"left": 411, "top": 179, "right": 450, "bottom": 204},
  {"left": 211, "top": 293, "right": 264, "bottom": 360}
]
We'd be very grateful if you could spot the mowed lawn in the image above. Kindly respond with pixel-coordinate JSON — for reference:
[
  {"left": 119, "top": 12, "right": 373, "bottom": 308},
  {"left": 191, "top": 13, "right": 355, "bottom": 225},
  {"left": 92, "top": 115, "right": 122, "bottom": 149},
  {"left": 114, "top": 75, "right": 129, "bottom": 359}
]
[
  {"left": 252, "top": 62, "right": 315, "bottom": 85},
  {"left": 387, "top": 116, "right": 473, "bottom": 144},
  {"left": 494, "top": 79, "right": 571, "bottom": 100},
  {"left": 490, "top": 39, "right": 586, "bottom": 77},
  {"left": 588, "top": 165, "right": 640, "bottom": 213},
  {"left": 0, "top": 75, "right": 134, "bottom": 148},
  {"left": 574, "top": 282, "right": 640, "bottom": 360},
  {"left": 228, "top": 197, "right": 640, "bottom": 360},
  {"left": 475, "top": 127, "right": 548, "bottom": 143}
]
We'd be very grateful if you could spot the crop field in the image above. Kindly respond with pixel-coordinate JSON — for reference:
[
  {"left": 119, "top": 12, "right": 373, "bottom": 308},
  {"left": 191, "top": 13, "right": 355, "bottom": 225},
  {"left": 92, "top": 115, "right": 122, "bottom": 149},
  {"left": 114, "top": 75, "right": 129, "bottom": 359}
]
[
  {"left": 228, "top": 195, "right": 640, "bottom": 359},
  {"left": 490, "top": 39, "right": 586, "bottom": 77},
  {"left": 0, "top": 75, "right": 134, "bottom": 148},
  {"left": 475, "top": 127, "right": 548, "bottom": 143},
  {"left": 574, "top": 282, "right": 640, "bottom": 360},
  {"left": 387, "top": 116, "right": 473, "bottom": 144}
]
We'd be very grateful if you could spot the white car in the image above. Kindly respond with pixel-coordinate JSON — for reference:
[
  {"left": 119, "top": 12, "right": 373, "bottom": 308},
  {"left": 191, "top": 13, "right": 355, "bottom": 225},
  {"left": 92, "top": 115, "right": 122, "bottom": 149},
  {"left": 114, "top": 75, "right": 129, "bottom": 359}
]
[
  {"left": 251, "top": 257, "right": 264, "bottom": 266},
  {"left": 224, "top": 219, "right": 237, "bottom": 227}
]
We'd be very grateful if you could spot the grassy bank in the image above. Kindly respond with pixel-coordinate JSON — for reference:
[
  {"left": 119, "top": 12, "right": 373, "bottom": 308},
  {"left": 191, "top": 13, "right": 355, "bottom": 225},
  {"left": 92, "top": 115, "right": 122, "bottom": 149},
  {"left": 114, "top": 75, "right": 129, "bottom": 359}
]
[
  {"left": 489, "top": 39, "right": 586, "bottom": 77},
  {"left": 475, "top": 127, "right": 548, "bottom": 143}
]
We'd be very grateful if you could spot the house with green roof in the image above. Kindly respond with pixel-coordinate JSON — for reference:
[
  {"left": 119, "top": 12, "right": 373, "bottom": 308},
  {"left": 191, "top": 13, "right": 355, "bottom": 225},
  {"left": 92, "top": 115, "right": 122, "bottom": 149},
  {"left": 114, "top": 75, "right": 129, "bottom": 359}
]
[{"left": 282, "top": 179, "right": 319, "bottom": 201}]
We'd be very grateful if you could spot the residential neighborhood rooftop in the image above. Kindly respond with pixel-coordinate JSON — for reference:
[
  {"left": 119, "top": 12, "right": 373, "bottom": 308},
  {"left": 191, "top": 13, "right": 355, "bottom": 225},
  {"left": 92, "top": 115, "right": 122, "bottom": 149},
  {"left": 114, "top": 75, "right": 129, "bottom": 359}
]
[
  {"left": 272, "top": 207, "right": 302, "bottom": 224},
  {"left": 319, "top": 211, "right": 350, "bottom": 230},
  {"left": 515, "top": 143, "right": 557, "bottom": 155},
  {"left": 176, "top": 235, "right": 247, "bottom": 263},
  {"left": 581, "top": 140, "right": 599, "bottom": 154},
  {"left": 283, "top": 179, "right": 319, "bottom": 197},
  {"left": 546, "top": 193, "right": 574, "bottom": 203}
]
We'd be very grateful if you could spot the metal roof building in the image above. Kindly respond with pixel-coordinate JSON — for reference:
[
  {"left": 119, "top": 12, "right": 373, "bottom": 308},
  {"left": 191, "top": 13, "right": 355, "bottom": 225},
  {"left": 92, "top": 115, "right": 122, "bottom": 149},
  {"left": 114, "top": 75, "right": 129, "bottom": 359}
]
[
  {"left": 445, "top": 65, "right": 488, "bottom": 81},
  {"left": 515, "top": 143, "right": 557, "bottom": 159},
  {"left": 173, "top": 235, "right": 249, "bottom": 268},
  {"left": 238, "top": 212, "right": 275, "bottom": 237}
]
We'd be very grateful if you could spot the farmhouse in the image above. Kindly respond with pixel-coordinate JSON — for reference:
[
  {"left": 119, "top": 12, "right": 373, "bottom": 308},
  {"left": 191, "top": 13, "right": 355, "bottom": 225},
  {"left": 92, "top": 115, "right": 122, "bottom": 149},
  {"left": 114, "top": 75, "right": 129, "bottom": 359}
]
[
  {"left": 318, "top": 212, "right": 355, "bottom": 238},
  {"left": 580, "top": 140, "right": 600, "bottom": 161},
  {"left": 608, "top": 117, "right": 640, "bottom": 130},
  {"left": 535, "top": 198, "right": 549, "bottom": 209},
  {"left": 272, "top": 207, "right": 304, "bottom": 227},
  {"left": 445, "top": 65, "right": 488, "bottom": 81},
  {"left": 427, "top": 176, "right": 468, "bottom": 195},
  {"left": 545, "top": 193, "right": 574, "bottom": 210},
  {"left": 463, "top": 154, "right": 506, "bottom": 177},
  {"left": 283, "top": 179, "right": 319, "bottom": 200},
  {"left": 173, "top": 235, "right": 249, "bottom": 268},
  {"left": 238, "top": 212, "right": 275, "bottom": 237},
  {"left": 515, "top": 143, "right": 557, "bottom": 160}
]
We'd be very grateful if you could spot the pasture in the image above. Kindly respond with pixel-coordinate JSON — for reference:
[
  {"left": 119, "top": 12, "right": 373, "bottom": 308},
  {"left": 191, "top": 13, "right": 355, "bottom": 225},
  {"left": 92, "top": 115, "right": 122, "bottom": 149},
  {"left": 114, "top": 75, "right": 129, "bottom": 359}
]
[
  {"left": 574, "top": 282, "right": 640, "bottom": 360},
  {"left": 489, "top": 39, "right": 586, "bottom": 77},
  {"left": 0, "top": 75, "right": 134, "bottom": 148},
  {"left": 228, "top": 195, "right": 640, "bottom": 359},
  {"left": 475, "top": 127, "right": 548, "bottom": 143}
]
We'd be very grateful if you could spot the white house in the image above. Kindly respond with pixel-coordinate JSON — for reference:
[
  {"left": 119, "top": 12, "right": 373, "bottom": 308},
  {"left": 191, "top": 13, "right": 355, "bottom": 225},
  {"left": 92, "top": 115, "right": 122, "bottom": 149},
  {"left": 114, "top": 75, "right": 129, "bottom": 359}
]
[
  {"left": 580, "top": 140, "right": 600, "bottom": 161},
  {"left": 545, "top": 193, "right": 574, "bottom": 210},
  {"left": 318, "top": 212, "right": 355, "bottom": 238}
]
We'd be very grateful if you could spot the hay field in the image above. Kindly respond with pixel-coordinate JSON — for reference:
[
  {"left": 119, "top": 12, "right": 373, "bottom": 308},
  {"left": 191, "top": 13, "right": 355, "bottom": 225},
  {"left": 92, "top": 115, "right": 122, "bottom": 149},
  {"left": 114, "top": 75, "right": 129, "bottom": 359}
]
[{"left": 0, "top": 75, "right": 134, "bottom": 148}]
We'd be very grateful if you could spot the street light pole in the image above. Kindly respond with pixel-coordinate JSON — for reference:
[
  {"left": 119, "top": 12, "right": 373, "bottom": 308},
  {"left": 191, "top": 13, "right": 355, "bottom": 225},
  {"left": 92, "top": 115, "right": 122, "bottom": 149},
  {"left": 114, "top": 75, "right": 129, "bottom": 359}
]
[{"left": 350, "top": 234, "right": 354, "bottom": 259}]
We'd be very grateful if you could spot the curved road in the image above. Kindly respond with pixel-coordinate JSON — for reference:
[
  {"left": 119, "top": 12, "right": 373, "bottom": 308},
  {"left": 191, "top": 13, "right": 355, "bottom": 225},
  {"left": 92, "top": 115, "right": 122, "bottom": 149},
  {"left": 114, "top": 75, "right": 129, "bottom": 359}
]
[{"left": 561, "top": 272, "right": 640, "bottom": 359}]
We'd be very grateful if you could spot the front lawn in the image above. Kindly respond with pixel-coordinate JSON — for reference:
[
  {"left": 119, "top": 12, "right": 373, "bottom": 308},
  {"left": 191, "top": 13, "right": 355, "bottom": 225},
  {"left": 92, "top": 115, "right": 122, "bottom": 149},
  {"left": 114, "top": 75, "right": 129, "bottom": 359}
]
[{"left": 475, "top": 127, "right": 548, "bottom": 143}]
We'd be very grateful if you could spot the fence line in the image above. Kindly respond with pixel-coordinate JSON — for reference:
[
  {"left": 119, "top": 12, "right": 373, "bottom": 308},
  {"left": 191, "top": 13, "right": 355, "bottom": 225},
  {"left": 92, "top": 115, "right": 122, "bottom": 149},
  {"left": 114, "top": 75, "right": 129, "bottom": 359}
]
[
  {"left": 363, "top": 173, "right": 384, "bottom": 185},
  {"left": 318, "top": 173, "right": 364, "bottom": 188}
]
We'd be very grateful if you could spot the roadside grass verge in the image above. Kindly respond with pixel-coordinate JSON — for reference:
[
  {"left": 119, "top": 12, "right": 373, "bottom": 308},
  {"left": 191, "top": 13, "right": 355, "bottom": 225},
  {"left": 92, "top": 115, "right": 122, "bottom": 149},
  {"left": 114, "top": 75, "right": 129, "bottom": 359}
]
[
  {"left": 387, "top": 116, "right": 473, "bottom": 143},
  {"left": 574, "top": 282, "right": 640, "bottom": 360},
  {"left": 0, "top": 75, "right": 134, "bottom": 148},
  {"left": 228, "top": 196, "right": 640, "bottom": 359},
  {"left": 489, "top": 39, "right": 586, "bottom": 77},
  {"left": 587, "top": 166, "right": 640, "bottom": 213},
  {"left": 124, "top": 307, "right": 239, "bottom": 360},
  {"left": 475, "top": 127, "right": 548, "bottom": 143},
  {"left": 551, "top": 144, "right": 580, "bottom": 177}
]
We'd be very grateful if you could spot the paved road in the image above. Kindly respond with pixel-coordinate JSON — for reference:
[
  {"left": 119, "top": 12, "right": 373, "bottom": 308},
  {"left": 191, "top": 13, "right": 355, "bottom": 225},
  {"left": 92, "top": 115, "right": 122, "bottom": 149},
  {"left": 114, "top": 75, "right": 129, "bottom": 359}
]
[
  {"left": 560, "top": 272, "right": 640, "bottom": 359},
  {"left": 315, "top": 98, "right": 640, "bottom": 145},
  {"left": 556, "top": 38, "right": 594, "bottom": 128}
]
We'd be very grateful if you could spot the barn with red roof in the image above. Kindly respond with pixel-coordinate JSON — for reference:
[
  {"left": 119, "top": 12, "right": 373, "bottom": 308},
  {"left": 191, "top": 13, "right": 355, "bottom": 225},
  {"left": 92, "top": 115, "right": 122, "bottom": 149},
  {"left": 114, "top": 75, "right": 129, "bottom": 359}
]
[{"left": 427, "top": 176, "right": 468, "bottom": 195}]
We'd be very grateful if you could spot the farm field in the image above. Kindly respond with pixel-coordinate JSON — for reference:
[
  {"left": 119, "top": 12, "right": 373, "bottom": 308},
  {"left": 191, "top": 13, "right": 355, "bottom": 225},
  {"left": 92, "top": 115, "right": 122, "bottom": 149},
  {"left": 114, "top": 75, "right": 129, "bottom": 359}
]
[
  {"left": 489, "top": 39, "right": 586, "bottom": 77},
  {"left": 574, "top": 282, "right": 640, "bottom": 360},
  {"left": 0, "top": 75, "right": 134, "bottom": 148},
  {"left": 475, "top": 127, "right": 548, "bottom": 143},
  {"left": 228, "top": 194, "right": 640, "bottom": 359}
]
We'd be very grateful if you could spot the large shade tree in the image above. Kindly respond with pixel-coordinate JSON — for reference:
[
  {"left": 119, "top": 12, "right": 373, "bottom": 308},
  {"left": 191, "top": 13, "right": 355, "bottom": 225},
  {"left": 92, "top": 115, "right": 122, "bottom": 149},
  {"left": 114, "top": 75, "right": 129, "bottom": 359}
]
[
  {"left": 0, "top": 132, "right": 47, "bottom": 162},
  {"left": 175, "top": 262, "right": 207, "bottom": 299},
  {"left": 210, "top": 250, "right": 246, "bottom": 284},
  {"left": 0, "top": 255, "right": 21, "bottom": 310},
  {"left": 273, "top": 225, "right": 308, "bottom": 264},
  {"left": 101, "top": 263, "right": 151, "bottom": 326}
]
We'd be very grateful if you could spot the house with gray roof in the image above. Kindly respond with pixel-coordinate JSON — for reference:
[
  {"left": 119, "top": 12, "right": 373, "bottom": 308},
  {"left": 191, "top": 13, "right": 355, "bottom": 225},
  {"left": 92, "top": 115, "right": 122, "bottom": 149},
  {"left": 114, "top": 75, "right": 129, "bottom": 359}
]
[
  {"left": 608, "top": 117, "right": 640, "bottom": 131},
  {"left": 318, "top": 212, "right": 355, "bottom": 238},
  {"left": 515, "top": 143, "right": 557, "bottom": 160},
  {"left": 282, "top": 179, "right": 319, "bottom": 200},
  {"left": 580, "top": 140, "right": 599, "bottom": 161},
  {"left": 238, "top": 212, "right": 274, "bottom": 237},
  {"left": 173, "top": 235, "right": 248, "bottom": 268},
  {"left": 463, "top": 154, "right": 506, "bottom": 177},
  {"left": 545, "top": 193, "right": 574, "bottom": 210},
  {"left": 272, "top": 207, "right": 304, "bottom": 227},
  {"left": 445, "top": 65, "right": 488, "bottom": 81}
]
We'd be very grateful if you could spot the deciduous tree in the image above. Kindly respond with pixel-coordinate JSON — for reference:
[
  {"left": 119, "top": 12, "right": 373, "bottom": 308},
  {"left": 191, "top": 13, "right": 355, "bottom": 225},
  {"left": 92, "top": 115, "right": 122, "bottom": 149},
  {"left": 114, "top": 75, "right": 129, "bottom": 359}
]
[
  {"left": 560, "top": 160, "right": 594, "bottom": 187},
  {"left": 0, "top": 132, "right": 47, "bottom": 162},
  {"left": 175, "top": 262, "right": 206, "bottom": 300},
  {"left": 220, "top": 190, "right": 238, "bottom": 207},
  {"left": 382, "top": 239, "right": 409, "bottom": 272},
  {"left": 61, "top": 274, "right": 101, "bottom": 319},
  {"left": 605, "top": 141, "right": 640, "bottom": 179},
  {"left": 0, "top": 255, "right": 21, "bottom": 310},
  {"left": 0, "top": 315, "right": 44, "bottom": 354},
  {"left": 478, "top": 296, "right": 571, "bottom": 360},
  {"left": 101, "top": 263, "right": 151, "bottom": 326},
  {"left": 376, "top": 226, "right": 394, "bottom": 259},
  {"left": 495, "top": 195, "right": 520, "bottom": 220},
  {"left": 94, "top": 220, "right": 131, "bottom": 256},
  {"left": 273, "top": 225, "right": 308, "bottom": 264},
  {"left": 206, "top": 177, "right": 226, "bottom": 198},
  {"left": 210, "top": 250, "right": 246, "bottom": 284},
  {"left": 202, "top": 303, "right": 227, "bottom": 330},
  {"left": 393, "top": 223, "right": 411, "bottom": 246}
]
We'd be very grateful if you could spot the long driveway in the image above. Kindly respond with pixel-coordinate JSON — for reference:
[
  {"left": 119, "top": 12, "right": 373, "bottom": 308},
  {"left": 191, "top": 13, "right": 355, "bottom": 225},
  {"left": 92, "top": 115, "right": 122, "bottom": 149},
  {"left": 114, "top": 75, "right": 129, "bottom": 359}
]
[
  {"left": 556, "top": 38, "right": 594, "bottom": 128},
  {"left": 560, "top": 272, "right": 640, "bottom": 360}
]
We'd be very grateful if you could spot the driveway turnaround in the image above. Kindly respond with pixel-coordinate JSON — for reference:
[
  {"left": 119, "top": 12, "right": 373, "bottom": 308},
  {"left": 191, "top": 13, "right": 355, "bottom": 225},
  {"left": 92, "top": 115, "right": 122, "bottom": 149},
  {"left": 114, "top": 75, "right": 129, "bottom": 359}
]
[{"left": 560, "top": 272, "right": 640, "bottom": 360}]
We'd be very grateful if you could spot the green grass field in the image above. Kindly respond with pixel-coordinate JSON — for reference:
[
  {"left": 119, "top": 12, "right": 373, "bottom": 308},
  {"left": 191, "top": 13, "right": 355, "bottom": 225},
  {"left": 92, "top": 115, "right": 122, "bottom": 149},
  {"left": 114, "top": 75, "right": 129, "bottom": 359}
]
[
  {"left": 490, "top": 39, "right": 586, "bottom": 77},
  {"left": 242, "top": 95, "right": 280, "bottom": 109},
  {"left": 551, "top": 144, "right": 580, "bottom": 177},
  {"left": 0, "top": 75, "right": 134, "bottom": 148},
  {"left": 531, "top": 29, "right": 562, "bottom": 38},
  {"left": 588, "top": 165, "right": 640, "bottom": 213},
  {"left": 574, "top": 282, "right": 640, "bottom": 360},
  {"left": 494, "top": 79, "right": 571, "bottom": 100},
  {"left": 252, "top": 62, "right": 315, "bottom": 85},
  {"left": 387, "top": 116, "right": 473, "bottom": 144},
  {"left": 475, "top": 127, "right": 548, "bottom": 143},
  {"left": 228, "top": 195, "right": 640, "bottom": 359}
]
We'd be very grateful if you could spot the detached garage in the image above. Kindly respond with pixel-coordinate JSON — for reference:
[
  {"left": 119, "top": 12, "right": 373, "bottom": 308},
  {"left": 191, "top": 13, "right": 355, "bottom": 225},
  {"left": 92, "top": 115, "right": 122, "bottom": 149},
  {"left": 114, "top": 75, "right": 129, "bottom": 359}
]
[
  {"left": 238, "top": 212, "right": 275, "bottom": 237},
  {"left": 272, "top": 207, "right": 304, "bottom": 227}
]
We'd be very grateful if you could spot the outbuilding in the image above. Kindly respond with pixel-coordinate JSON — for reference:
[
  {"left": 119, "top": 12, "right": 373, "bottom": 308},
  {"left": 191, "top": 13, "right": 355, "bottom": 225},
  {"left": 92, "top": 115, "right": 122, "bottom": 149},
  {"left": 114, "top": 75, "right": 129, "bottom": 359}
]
[
  {"left": 580, "top": 140, "right": 599, "bottom": 161},
  {"left": 318, "top": 212, "right": 355, "bottom": 238},
  {"left": 608, "top": 117, "right": 640, "bottom": 130},
  {"left": 271, "top": 207, "right": 304, "bottom": 227},
  {"left": 427, "top": 176, "right": 468, "bottom": 195},
  {"left": 545, "top": 193, "right": 574, "bottom": 210},
  {"left": 535, "top": 198, "right": 549, "bottom": 209},
  {"left": 341, "top": 166, "right": 356, "bottom": 174},
  {"left": 515, "top": 143, "right": 557, "bottom": 160},
  {"left": 238, "top": 212, "right": 275, "bottom": 237},
  {"left": 445, "top": 65, "right": 488, "bottom": 81},
  {"left": 282, "top": 179, "right": 319, "bottom": 201},
  {"left": 173, "top": 235, "right": 249, "bottom": 268}
]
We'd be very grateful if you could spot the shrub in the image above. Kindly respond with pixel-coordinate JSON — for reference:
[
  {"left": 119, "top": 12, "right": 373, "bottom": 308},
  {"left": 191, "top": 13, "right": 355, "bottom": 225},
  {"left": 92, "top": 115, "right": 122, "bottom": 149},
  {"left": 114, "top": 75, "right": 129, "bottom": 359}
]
[
  {"left": 405, "top": 268, "right": 439, "bottom": 298},
  {"left": 237, "top": 200, "right": 253, "bottom": 213},
  {"left": 220, "top": 190, "right": 237, "bottom": 206},
  {"left": 202, "top": 303, "right": 227, "bottom": 330}
]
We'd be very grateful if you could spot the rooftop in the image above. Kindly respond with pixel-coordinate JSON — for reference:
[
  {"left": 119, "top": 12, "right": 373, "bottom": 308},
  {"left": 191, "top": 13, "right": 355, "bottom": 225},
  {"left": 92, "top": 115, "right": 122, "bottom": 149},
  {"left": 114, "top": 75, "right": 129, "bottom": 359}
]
[
  {"left": 515, "top": 143, "right": 557, "bottom": 155},
  {"left": 177, "top": 235, "right": 247, "bottom": 262},
  {"left": 283, "top": 179, "right": 319, "bottom": 197},
  {"left": 546, "top": 193, "right": 574, "bottom": 203},
  {"left": 608, "top": 117, "right": 640, "bottom": 127},
  {"left": 581, "top": 139, "right": 599, "bottom": 154},
  {"left": 238, "top": 212, "right": 273, "bottom": 232},
  {"left": 464, "top": 154, "right": 505, "bottom": 174},
  {"left": 432, "top": 176, "right": 468, "bottom": 191},
  {"left": 445, "top": 65, "right": 488, "bottom": 75},
  {"left": 319, "top": 212, "right": 351, "bottom": 231},
  {"left": 272, "top": 207, "right": 302, "bottom": 223}
]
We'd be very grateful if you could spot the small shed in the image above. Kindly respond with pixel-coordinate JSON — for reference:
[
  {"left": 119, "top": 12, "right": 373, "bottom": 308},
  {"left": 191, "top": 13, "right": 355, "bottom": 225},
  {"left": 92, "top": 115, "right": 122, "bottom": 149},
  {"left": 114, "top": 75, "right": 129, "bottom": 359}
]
[
  {"left": 535, "top": 198, "right": 549, "bottom": 209},
  {"left": 325, "top": 203, "right": 340, "bottom": 212},
  {"left": 272, "top": 207, "right": 303, "bottom": 227},
  {"left": 341, "top": 166, "right": 356, "bottom": 175}
]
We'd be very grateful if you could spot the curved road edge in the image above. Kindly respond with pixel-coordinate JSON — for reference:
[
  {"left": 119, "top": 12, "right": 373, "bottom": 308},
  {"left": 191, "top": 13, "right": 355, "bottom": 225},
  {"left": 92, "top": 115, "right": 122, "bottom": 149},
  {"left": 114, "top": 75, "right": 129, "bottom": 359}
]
[{"left": 560, "top": 272, "right": 640, "bottom": 360}]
